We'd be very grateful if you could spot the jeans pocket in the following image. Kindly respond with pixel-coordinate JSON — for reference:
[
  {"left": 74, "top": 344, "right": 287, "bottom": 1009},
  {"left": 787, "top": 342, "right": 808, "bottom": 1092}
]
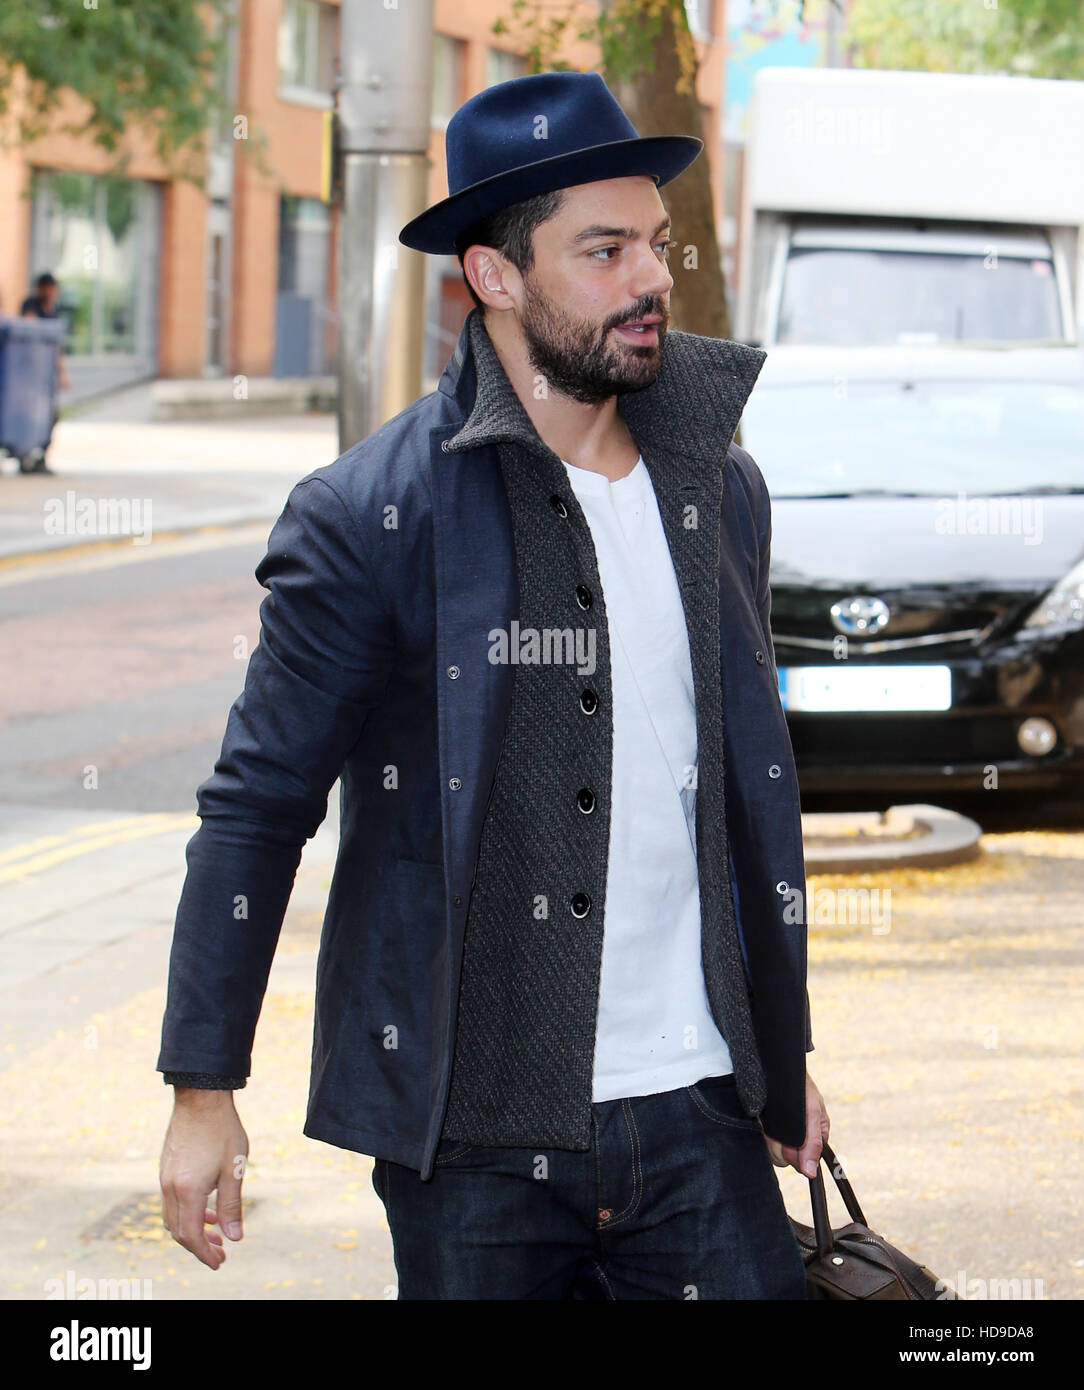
[
  {"left": 686, "top": 1075, "right": 764, "bottom": 1132},
  {"left": 433, "top": 1139, "right": 477, "bottom": 1166}
]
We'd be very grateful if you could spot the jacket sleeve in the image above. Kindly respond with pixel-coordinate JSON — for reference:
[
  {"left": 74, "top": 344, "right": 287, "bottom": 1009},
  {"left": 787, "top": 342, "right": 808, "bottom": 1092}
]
[
  {"left": 157, "top": 474, "right": 394, "bottom": 1080},
  {"left": 745, "top": 444, "right": 815, "bottom": 1058}
]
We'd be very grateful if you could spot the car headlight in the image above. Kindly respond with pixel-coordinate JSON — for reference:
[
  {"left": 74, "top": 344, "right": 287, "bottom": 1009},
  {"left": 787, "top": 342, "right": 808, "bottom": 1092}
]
[{"left": 1022, "top": 555, "right": 1084, "bottom": 633}]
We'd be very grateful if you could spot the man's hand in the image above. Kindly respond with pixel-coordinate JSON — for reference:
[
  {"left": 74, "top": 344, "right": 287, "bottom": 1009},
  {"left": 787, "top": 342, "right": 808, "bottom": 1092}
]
[
  {"left": 160, "top": 1089, "right": 249, "bottom": 1270},
  {"left": 763, "top": 1070, "right": 829, "bottom": 1180}
]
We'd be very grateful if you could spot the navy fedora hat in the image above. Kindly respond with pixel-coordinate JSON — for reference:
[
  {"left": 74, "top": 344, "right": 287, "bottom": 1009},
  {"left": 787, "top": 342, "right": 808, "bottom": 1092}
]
[{"left": 399, "top": 70, "right": 702, "bottom": 255}]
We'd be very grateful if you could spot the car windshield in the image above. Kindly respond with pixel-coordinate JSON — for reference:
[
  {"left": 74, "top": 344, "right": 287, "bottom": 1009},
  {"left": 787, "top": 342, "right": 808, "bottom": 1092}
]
[
  {"left": 777, "top": 249, "right": 1064, "bottom": 346},
  {"left": 739, "top": 380, "right": 1084, "bottom": 497}
]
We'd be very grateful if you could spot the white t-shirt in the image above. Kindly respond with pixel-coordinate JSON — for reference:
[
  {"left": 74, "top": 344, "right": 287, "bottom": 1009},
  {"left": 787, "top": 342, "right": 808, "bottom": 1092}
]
[{"left": 560, "top": 455, "right": 734, "bottom": 1101}]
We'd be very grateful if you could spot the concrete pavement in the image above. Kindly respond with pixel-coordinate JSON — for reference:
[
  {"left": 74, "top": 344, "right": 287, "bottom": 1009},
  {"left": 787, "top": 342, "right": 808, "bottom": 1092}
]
[
  {"left": 1, "top": 799, "right": 1080, "bottom": 1299},
  {"left": 0, "top": 393, "right": 339, "bottom": 561},
  {"left": 0, "top": 786, "right": 397, "bottom": 1302}
]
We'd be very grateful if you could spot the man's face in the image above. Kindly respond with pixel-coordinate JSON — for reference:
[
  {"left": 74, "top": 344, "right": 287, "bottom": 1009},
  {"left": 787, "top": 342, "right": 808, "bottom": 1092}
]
[
  {"left": 39, "top": 283, "right": 58, "bottom": 309},
  {"left": 514, "top": 177, "right": 675, "bottom": 405}
]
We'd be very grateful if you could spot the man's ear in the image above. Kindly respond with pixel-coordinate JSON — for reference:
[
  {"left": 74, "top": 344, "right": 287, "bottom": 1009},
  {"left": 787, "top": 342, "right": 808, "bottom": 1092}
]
[{"left": 462, "top": 246, "right": 513, "bottom": 313}]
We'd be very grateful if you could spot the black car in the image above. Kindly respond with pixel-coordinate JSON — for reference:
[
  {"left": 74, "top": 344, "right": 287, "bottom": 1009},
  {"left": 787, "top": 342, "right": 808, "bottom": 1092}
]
[{"left": 739, "top": 345, "right": 1084, "bottom": 795}]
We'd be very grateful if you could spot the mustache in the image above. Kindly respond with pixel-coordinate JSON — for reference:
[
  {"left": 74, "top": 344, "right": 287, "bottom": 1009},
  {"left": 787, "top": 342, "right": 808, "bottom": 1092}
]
[{"left": 608, "top": 303, "right": 669, "bottom": 332}]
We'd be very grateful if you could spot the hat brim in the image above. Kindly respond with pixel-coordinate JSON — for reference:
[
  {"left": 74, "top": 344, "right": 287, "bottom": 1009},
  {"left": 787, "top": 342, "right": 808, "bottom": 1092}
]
[{"left": 399, "top": 135, "right": 703, "bottom": 255}]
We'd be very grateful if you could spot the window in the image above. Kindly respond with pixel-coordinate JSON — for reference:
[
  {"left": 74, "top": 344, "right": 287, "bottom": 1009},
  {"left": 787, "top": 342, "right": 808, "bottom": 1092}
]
[
  {"left": 278, "top": 0, "right": 337, "bottom": 103},
  {"left": 29, "top": 167, "right": 160, "bottom": 366},
  {"left": 776, "top": 249, "right": 1064, "bottom": 347},
  {"left": 278, "top": 194, "right": 335, "bottom": 374},
  {"left": 486, "top": 48, "right": 529, "bottom": 88},
  {"left": 432, "top": 34, "right": 466, "bottom": 128}
]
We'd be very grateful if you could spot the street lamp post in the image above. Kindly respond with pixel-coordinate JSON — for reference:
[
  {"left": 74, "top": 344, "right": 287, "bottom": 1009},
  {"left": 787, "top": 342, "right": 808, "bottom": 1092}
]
[{"left": 336, "top": 0, "right": 435, "bottom": 450}]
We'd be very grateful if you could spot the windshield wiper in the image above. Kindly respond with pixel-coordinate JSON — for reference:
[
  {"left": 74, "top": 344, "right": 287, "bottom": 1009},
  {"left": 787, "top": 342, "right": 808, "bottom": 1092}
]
[
  {"left": 967, "top": 486, "right": 1084, "bottom": 496},
  {"left": 780, "top": 489, "right": 928, "bottom": 499}
]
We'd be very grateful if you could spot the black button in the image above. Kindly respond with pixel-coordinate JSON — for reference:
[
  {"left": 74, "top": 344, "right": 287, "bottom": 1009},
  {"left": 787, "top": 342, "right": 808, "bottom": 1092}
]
[
  {"left": 579, "top": 688, "right": 598, "bottom": 715},
  {"left": 550, "top": 495, "right": 568, "bottom": 518},
  {"left": 570, "top": 892, "right": 591, "bottom": 919},
  {"left": 576, "top": 787, "right": 596, "bottom": 814},
  {"left": 755, "top": 649, "right": 765, "bottom": 665},
  {"left": 575, "top": 585, "right": 593, "bottom": 609},
  {"left": 452, "top": 894, "right": 463, "bottom": 907}
]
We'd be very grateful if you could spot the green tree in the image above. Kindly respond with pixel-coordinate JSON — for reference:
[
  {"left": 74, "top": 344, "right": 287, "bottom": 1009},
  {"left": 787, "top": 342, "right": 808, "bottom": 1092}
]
[
  {"left": 0, "top": 0, "right": 269, "bottom": 183},
  {"left": 845, "top": 0, "right": 1084, "bottom": 80}
]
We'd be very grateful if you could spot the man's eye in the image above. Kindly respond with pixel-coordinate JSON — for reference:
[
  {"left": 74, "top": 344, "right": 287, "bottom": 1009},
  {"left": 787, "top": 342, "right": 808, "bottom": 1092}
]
[{"left": 588, "top": 238, "right": 675, "bottom": 262}]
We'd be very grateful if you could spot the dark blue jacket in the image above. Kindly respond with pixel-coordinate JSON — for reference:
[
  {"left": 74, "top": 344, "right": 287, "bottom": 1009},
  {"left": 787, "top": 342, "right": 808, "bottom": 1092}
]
[{"left": 158, "top": 312, "right": 812, "bottom": 1180}]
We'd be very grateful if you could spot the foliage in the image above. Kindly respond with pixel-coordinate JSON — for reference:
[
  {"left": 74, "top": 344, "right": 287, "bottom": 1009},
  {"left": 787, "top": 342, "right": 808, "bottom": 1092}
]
[
  {"left": 845, "top": 0, "right": 1084, "bottom": 80},
  {"left": 493, "top": 0, "right": 698, "bottom": 94},
  {"left": 0, "top": 0, "right": 252, "bottom": 182}
]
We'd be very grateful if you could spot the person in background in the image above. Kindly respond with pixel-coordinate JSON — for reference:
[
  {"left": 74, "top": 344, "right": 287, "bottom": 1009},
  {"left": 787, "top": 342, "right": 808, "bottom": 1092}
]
[{"left": 19, "top": 271, "right": 70, "bottom": 474}]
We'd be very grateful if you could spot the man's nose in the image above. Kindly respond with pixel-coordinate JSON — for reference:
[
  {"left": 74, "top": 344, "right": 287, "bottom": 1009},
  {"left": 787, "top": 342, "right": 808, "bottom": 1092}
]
[{"left": 630, "top": 246, "right": 674, "bottom": 302}]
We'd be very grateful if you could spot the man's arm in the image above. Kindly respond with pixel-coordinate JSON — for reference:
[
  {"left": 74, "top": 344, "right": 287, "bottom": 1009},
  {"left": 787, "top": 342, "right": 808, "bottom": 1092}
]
[
  {"left": 158, "top": 473, "right": 393, "bottom": 1079},
  {"left": 741, "top": 442, "right": 815, "bottom": 1057},
  {"left": 740, "top": 443, "right": 829, "bottom": 1175},
  {"left": 159, "top": 473, "right": 394, "bottom": 1266}
]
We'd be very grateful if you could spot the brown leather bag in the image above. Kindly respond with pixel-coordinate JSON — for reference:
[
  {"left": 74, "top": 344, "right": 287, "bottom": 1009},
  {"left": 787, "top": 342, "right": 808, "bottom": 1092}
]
[{"left": 790, "top": 1140, "right": 956, "bottom": 1300}]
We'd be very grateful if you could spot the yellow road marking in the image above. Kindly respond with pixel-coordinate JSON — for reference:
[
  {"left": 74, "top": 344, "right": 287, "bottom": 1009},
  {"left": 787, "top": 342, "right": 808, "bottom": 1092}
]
[
  {"left": 0, "top": 813, "right": 182, "bottom": 866},
  {"left": 0, "top": 812, "right": 197, "bottom": 884},
  {"left": 0, "top": 523, "right": 272, "bottom": 587}
]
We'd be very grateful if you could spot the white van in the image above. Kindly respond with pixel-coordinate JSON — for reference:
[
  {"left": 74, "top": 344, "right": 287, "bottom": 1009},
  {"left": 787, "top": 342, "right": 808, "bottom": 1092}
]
[{"left": 735, "top": 68, "right": 1084, "bottom": 349}]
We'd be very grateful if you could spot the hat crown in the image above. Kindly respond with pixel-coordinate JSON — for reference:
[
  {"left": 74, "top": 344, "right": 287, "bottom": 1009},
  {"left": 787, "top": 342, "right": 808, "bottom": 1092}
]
[
  {"left": 399, "top": 69, "right": 701, "bottom": 254},
  {"left": 445, "top": 72, "right": 641, "bottom": 197}
]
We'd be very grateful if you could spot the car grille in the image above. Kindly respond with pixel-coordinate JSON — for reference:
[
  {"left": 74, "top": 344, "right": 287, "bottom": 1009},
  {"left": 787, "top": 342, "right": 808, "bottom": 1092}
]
[{"left": 770, "top": 591, "right": 1022, "bottom": 645}]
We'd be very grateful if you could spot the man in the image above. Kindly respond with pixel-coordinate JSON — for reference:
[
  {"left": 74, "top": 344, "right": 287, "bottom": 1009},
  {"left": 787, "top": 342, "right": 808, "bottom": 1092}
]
[
  {"left": 158, "top": 71, "right": 829, "bottom": 1300},
  {"left": 19, "top": 271, "right": 70, "bottom": 474}
]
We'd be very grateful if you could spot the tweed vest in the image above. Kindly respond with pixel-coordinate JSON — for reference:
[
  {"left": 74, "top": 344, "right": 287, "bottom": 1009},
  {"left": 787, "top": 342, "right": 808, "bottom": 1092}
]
[{"left": 439, "top": 310, "right": 768, "bottom": 1149}]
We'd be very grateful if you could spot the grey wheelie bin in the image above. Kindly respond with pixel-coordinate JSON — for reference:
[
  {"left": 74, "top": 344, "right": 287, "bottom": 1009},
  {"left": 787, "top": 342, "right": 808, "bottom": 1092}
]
[{"left": 0, "top": 313, "right": 64, "bottom": 473}]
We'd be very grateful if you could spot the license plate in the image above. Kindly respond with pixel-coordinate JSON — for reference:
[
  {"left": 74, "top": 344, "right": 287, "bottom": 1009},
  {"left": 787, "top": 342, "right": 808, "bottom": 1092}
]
[{"left": 778, "top": 665, "right": 952, "bottom": 712}]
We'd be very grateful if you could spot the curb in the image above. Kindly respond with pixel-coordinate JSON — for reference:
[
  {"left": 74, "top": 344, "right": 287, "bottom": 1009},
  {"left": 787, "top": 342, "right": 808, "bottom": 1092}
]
[{"left": 802, "top": 803, "right": 982, "bottom": 873}]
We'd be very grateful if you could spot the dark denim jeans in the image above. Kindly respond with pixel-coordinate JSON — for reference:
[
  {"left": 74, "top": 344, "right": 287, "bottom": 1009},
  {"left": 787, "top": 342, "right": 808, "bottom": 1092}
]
[{"left": 371, "top": 1072, "right": 808, "bottom": 1300}]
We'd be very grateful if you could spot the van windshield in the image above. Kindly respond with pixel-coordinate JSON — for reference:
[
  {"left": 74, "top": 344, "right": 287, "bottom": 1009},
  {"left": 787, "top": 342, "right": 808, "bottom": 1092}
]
[{"left": 777, "top": 249, "right": 1064, "bottom": 346}]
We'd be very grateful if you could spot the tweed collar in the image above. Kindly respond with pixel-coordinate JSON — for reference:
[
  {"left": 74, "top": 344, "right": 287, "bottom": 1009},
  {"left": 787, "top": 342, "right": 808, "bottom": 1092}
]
[{"left": 441, "top": 307, "right": 766, "bottom": 467}]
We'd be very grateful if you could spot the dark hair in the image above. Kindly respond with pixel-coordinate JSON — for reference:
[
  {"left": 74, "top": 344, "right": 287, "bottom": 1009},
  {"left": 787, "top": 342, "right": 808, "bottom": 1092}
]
[
  {"left": 35, "top": 272, "right": 58, "bottom": 289},
  {"left": 454, "top": 189, "right": 565, "bottom": 312}
]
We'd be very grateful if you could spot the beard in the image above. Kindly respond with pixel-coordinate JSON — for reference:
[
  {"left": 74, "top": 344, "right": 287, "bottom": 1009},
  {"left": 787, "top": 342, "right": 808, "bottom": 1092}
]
[{"left": 519, "top": 278, "right": 668, "bottom": 405}]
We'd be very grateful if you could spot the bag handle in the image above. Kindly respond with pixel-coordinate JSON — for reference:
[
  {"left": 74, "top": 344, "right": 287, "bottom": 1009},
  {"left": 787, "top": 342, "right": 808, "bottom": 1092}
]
[{"left": 809, "top": 1139, "right": 869, "bottom": 1259}]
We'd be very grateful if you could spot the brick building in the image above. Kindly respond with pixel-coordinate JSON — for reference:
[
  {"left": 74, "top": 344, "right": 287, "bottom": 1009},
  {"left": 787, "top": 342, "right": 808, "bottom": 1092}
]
[{"left": 0, "top": 0, "right": 726, "bottom": 402}]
